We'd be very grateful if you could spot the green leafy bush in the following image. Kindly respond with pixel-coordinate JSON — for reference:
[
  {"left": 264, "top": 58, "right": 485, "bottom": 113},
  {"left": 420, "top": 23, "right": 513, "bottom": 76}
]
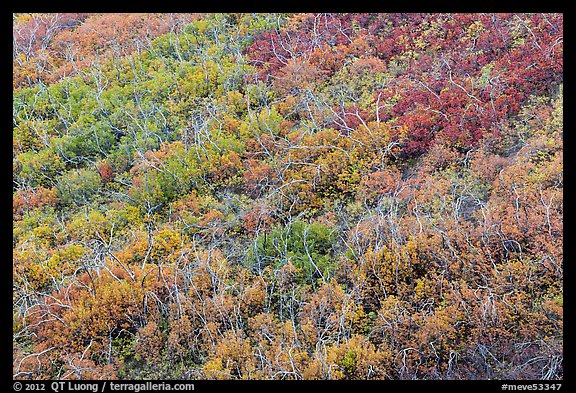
[{"left": 248, "top": 220, "right": 336, "bottom": 284}]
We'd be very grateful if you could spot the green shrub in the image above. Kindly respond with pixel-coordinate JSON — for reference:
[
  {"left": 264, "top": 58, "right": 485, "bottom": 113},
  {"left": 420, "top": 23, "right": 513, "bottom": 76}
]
[{"left": 247, "top": 220, "right": 337, "bottom": 284}]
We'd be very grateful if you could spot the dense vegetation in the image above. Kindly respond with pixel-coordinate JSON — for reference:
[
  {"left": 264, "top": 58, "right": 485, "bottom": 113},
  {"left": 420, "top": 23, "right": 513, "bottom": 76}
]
[{"left": 13, "top": 13, "right": 562, "bottom": 380}]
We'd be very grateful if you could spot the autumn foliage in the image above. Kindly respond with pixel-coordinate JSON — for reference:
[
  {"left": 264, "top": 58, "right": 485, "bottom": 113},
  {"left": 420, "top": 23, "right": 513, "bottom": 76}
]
[{"left": 13, "top": 13, "right": 562, "bottom": 380}]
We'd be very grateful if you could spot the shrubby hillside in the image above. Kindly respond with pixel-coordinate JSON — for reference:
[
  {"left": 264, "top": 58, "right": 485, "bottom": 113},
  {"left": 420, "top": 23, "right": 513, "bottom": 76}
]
[{"left": 13, "top": 13, "right": 562, "bottom": 380}]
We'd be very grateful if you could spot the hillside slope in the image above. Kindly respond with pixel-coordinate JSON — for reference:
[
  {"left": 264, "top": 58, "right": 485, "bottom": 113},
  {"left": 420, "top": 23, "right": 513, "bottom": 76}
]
[{"left": 13, "top": 13, "right": 563, "bottom": 380}]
